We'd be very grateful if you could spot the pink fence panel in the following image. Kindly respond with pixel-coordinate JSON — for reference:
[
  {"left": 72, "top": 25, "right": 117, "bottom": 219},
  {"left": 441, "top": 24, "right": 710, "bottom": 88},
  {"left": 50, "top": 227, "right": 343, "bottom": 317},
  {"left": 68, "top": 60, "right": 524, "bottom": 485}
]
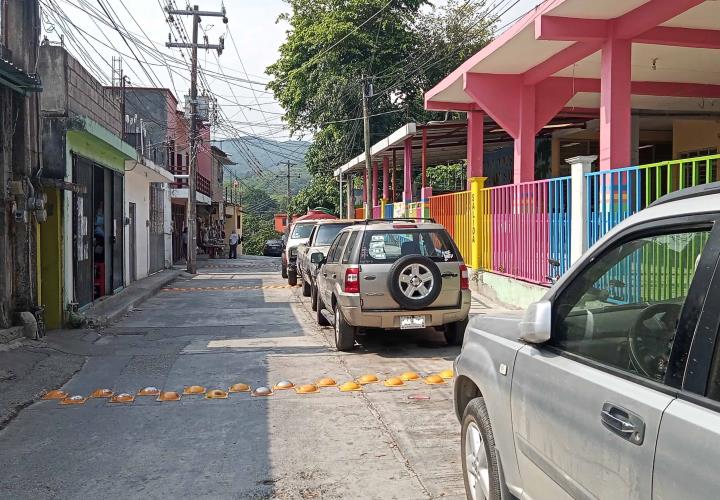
[
  {"left": 489, "top": 181, "right": 550, "bottom": 284},
  {"left": 372, "top": 205, "right": 382, "bottom": 219}
]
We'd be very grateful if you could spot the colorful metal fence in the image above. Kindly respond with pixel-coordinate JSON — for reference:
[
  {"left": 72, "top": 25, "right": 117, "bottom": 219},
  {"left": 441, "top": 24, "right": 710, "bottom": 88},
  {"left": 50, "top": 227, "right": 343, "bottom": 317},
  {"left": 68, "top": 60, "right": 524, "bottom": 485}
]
[{"left": 428, "top": 191, "right": 473, "bottom": 266}]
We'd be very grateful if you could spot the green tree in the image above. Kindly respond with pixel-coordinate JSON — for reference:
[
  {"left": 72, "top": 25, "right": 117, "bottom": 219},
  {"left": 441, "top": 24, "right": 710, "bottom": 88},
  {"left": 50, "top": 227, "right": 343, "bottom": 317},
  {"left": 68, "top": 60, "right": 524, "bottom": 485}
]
[
  {"left": 417, "top": 161, "right": 466, "bottom": 193},
  {"left": 288, "top": 176, "right": 339, "bottom": 215},
  {"left": 242, "top": 213, "right": 282, "bottom": 255}
]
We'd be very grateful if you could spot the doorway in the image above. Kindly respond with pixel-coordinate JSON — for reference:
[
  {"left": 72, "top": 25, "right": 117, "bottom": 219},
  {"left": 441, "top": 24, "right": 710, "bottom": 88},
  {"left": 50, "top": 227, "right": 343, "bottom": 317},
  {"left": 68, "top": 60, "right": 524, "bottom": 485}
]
[{"left": 129, "top": 202, "right": 137, "bottom": 282}]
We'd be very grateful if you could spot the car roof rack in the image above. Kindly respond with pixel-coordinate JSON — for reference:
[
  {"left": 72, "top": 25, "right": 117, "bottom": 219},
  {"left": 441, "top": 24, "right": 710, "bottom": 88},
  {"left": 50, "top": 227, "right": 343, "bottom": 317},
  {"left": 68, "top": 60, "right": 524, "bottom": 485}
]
[
  {"left": 362, "top": 218, "right": 437, "bottom": 225},
  {"left": 649, "top": 181, "right": 720, "bottom": 208}
]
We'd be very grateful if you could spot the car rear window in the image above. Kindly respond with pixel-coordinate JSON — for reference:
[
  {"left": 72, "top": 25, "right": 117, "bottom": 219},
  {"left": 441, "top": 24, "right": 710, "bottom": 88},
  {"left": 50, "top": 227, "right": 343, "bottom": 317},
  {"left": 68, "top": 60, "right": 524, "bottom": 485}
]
[
  {"left": 291, "top": 223, "right": 315, "bottom": 239},
  {"left": 359, "top": 230, "right": 458, "bottom": 264},
  {"left": 315, "top": 224, "right": 352, "bottom": 245}
]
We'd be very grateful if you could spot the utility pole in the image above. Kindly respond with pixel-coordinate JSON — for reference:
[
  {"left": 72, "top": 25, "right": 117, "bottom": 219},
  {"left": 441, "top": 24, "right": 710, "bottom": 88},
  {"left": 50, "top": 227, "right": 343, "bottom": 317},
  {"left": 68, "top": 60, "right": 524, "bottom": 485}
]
[
  {"left": 361, "top": 75, "right": 372, "bottom": 220},
  {"left": 278, "top": 162, "right": 298, "bottom": 225},
  {"left": 165, "top": 3, "right": 226, "bottom": 274}
]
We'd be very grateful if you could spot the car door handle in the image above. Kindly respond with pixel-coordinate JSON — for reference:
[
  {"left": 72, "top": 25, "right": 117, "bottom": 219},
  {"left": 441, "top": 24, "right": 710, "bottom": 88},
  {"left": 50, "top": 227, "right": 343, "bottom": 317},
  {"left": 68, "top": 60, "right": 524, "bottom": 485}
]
[
  {"left": 363, "top": 275, "right": 376, "bottom": 280},
  {"left": 600, "top": 403, "right": 645, "bottom": 445}
]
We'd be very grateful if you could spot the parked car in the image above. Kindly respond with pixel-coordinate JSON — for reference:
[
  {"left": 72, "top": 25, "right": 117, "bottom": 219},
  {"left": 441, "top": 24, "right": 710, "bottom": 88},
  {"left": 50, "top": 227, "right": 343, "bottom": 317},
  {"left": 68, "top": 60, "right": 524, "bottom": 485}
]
[
  {"left": 296, "top": 220, "right": 362, "bottom": 308},
  {"left": 282, "top": 220, "right": 316, "bottom": 285},
  {"left": 312, "top": 219, "right": 471, "bottom": 351},
  {"left": 262, "top": 239, "right": 283, "bottom": 257},
  {"left": 454, "top": 183, "right": 720, "bottom": 500}
]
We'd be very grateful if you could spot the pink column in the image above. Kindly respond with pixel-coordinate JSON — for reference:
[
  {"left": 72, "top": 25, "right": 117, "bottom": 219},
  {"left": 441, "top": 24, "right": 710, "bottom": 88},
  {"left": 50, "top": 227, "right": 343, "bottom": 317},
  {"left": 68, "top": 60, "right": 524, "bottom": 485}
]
[
  {"left": 600, "top": 37, "right": 632, "bottom": 170},
  {"left": 382, "top": 157, "right": 389, "bottom": 201},
  {"left": 514, "top": 85, "right": 536, "bottom": 183},
  {"left": 372, "top": 161, "right": 379, "bottom": 208},
  {"left": 421, "top": 128, "right": 427, "bottom": 190},
  {"left": 403, "top": 137, "right": 413, "bottom": 203},
  {"left": 467, "top": 110, "right": 484, "bottom": 186}
]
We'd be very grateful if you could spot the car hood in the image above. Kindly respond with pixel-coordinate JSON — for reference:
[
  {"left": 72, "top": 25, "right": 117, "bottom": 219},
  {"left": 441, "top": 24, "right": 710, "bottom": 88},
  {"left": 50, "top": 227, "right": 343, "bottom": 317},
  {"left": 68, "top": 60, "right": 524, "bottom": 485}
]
[{"left": 468, "top": 310, "right": 525, "bottom": 342}]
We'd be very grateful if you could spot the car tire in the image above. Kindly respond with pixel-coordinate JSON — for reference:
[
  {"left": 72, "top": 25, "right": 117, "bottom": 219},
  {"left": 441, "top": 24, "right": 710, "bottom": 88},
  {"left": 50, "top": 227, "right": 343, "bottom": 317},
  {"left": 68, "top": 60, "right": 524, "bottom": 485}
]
[
  {"left": 387, "top": 255, "right": 442, "bottom": 310},
  {"left": 444, "top": 317, "right": 469, "bottom": 346},
  {"left": 461, "top": 398, "right": 502, "bottom": 500},
  {"left": 310, "top": 284, "right": 318, "bottom": 311},
  {"left": 288, "top": 269, "right": 298, "bottom": 286},
  {"left": 334, "top": 304, "right": 356, "bottom": 351},
  {"left": 281, "top": 262, "right": 288, "bottom": 279},
  {"left": 302, "top": 278, "right": 311, "bottom": 297},
  {"left": 316, "top": 294, "right": 330, "bottom": 326}
]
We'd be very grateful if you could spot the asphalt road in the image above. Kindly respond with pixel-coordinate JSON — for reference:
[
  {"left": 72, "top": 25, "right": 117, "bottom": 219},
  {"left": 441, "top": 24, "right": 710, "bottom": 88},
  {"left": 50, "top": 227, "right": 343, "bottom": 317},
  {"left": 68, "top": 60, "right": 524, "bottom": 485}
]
[{"left": 0, "top": 256, "right": 489, "bottom": 499}]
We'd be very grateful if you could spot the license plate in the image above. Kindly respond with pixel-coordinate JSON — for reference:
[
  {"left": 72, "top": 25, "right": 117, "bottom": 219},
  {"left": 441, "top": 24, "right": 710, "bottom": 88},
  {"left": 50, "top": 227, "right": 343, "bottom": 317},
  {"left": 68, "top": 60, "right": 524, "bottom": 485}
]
[{"left": 400, "top": 315, "right": 425, "bottom": 330}]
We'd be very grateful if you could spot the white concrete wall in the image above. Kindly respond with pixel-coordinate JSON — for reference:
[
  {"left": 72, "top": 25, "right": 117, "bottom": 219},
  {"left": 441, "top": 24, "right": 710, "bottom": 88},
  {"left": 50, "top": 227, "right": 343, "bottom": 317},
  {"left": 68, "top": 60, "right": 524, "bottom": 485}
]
[
  {"left": 162, "top": 184, "right": 173, "bottom": 267},
  {"left": 124, "top": 170, "right": 151, "bottom": 282}
]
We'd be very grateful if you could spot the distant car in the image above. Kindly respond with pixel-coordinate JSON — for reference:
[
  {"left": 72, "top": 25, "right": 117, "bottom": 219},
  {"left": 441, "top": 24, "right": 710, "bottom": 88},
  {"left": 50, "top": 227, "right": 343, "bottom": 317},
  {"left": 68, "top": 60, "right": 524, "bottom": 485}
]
[
  {"left": 262, "top": 239, "right": 283, "bottom": 257},
  {"left": 454, "top": 183, "right": 720, "bottom": 500},
  {"left": 296, "top": 220, "right": 362, "bottom": 309},
  {"left": 313, "top": 219, "right": 470, "bottom": 351},
  {"left": 282, "top": 221, "right": 316, "bottom": 285}
]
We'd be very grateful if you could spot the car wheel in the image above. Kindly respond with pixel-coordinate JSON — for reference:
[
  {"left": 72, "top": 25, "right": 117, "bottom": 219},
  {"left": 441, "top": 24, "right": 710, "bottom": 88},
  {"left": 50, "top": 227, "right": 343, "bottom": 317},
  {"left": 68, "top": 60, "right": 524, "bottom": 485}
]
[
  {"left": 445, "top": 317, "right": 469, "bottom": 346},
  {"left": 334, "top": 304, "right": 355, "bottom": 351},
  {"left": 302, "top": 278, "right": 311, "bottom": 297},
  {"left": 316, "top": 294, "right": 330, "bottom": 326},
  {"left": 387, "top": 255, "right": 442, "bottom": 310},
  {"left": 310, "top": 284, "right": 318, "bottom": 312},
  {"left": 288, "top": 269, "right": 298, "bottom": 286},
  {"left": 281, "top": 262, "right": 288, "bottom": 279},
  {"left": 461, "top": 398, "right": 502, "bottom": 500}
]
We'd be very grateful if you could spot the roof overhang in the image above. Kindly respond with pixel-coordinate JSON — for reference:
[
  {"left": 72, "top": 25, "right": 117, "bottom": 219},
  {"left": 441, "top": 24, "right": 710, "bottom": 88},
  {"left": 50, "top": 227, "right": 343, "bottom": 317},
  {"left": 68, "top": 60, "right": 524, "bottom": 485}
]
[
  {"left": 425, "top": 0, "right": 720, "bottom": 114},
  {"left": 334, "top": 123, "right": 417, "bottom": 178},
  {"left": 0, "top": 56, "right": 42, "bottom": 95},
  {"left": 125, "top": 159, "right": 175, "bottom": 183}
]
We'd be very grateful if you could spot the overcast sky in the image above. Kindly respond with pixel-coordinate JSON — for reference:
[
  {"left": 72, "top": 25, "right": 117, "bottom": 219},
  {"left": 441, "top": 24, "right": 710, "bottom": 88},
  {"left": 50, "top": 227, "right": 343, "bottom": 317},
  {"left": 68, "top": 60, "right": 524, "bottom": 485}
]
[{"left": 41, "top": 0, "right": 541, "bottom": 141}]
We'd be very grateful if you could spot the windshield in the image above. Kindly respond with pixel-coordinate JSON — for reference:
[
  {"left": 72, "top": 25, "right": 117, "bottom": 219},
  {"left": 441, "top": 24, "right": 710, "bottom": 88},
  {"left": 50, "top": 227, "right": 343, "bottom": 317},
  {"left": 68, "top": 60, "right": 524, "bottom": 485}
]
[
  {"left": 359, "top": 230, "right": 458, "bottom": 264},
  {"left": 290, "top": 223, "right": 315, "bottom": 239},
  {"left": 315, "top": 224, "right": 352, "bottom": 245}
]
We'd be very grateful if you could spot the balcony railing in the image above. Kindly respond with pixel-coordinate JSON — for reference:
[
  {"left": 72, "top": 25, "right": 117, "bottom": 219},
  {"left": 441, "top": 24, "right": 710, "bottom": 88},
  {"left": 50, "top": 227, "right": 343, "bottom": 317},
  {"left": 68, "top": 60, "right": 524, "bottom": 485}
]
[{"left": 169, "top": 165, "right": 212, "bottom": 197}]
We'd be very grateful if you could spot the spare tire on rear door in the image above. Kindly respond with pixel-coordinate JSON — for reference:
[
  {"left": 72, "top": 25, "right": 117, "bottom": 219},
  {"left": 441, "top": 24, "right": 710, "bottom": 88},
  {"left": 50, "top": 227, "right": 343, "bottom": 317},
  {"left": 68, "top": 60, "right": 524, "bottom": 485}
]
[{"left": 387, "top": 255, "right": 442, "bottom": 310}]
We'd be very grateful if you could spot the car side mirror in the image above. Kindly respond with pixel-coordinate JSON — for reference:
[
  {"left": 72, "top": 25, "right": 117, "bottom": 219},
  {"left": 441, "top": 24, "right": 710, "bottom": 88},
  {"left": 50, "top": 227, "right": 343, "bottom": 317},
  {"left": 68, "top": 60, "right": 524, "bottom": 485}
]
[
  {"left": 310, "top": 252, "right": 325, "bottom": 265},
  {"left": 519, "top": 300, "right": 552, "bottom": 344}
]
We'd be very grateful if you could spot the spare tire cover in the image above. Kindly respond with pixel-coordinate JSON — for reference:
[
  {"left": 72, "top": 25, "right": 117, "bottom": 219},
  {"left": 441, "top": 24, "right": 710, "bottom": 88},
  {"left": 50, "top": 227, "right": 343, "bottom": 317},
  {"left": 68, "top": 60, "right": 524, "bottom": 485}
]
[{"left": 387, "top": 255, "right": 442, "bottom": 310}]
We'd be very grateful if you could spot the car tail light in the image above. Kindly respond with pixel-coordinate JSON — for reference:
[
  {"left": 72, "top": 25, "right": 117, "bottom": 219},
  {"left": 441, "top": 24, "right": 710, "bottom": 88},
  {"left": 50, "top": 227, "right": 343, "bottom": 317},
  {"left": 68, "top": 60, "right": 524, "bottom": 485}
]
[
  {"left": 460, "top": 264, "right": 469, "bottom": 290},
  {"left": 344, "top": 267, "right": 360, "bottom": 294},
  {"left": 393, "top": 224, "right": 417, "bottom": 229}
]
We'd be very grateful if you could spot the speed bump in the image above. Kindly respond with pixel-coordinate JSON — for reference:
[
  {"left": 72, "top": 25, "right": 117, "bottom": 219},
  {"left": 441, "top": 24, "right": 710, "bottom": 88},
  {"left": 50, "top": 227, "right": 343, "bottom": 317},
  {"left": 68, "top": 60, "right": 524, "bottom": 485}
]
[
  {"left": 273, "top": 380, "right": 294, "bottom": 390},
  {"left": 356, "top": 374, "right": 379, "bottom": 385},
  {"left": 59, "top": 395, "right": 87, "bottom": 405},
  {"left": 110, "top": 393, "right": 135, "bottom": 403},
  {"left": 295, "top": 384, "right": 319, "bottom": 394},
  {"left": 315, "top": 377, "right": 337, "bottom": 387},
  {"left": 183, "top": 385, "right": 206, "bottom": 395},
  {"left": 424, "top": 374, "right": 446, "bottom": 385},
  {"left": 41, "top": 390, "right": 68, "bottom": 400},
  {"left": 205, "top": 389, "right": 229, "bottom": 399},
  {"left": 439, "top": 369, "right": 454, "bottom": 380},
  {"left": 137, "top": 386, "right": 161, "bottom": 397},
  {"left": 338, "top": 381, "right": 362, "bottom": 392},
  {"left": 383, "top": 377, "right": 405, "bottom": 387},
  {"left": 157, "top": 391, "right": 181, "bottom": 402},
  {"left": 252, "top": 387, "right": 273, "bottom": 397},
  {"left": 228, "top": 383, "right": 251, "bottom": 393},
  {"left": 400, "top": 372, "right": 420, "bottom": 381},
  {"left": 90, "top": 389, "right": 114, "bottom": 398}
]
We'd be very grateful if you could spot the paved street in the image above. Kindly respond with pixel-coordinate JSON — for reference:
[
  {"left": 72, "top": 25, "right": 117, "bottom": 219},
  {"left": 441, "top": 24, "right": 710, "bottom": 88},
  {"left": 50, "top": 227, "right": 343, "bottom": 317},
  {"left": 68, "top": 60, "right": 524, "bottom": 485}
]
[{"left": 0, "top": 257, "right": 491, "bottom": 499}]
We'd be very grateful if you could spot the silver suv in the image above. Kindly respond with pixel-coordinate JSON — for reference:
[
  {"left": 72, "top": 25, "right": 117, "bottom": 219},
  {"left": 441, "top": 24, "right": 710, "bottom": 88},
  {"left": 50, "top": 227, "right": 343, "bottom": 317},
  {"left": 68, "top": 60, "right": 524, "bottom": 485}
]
[
  {"left": 312, "top": 220, "right": 471, "bottom": 351},
  {"left": 282, "top": 221, "right": 315, "bottom": 286},
  {"left": 454, "top": 183, "right": 720, "bottom": 500}
]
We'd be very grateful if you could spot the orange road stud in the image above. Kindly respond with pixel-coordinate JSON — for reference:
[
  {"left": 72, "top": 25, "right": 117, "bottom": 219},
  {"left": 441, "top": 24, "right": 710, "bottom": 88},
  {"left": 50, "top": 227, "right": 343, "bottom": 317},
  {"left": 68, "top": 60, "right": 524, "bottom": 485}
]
[
  {"left": 110, "top": 393, "right": 135, "bottom": 403},
  {"left": 424, "top": 374, "right": 446, "bottom": 385},
  {"left": 252, "top": 387, "right": 273, "bottom": 397},
  {"left": 315, "top": 377, "right": 337, "bottom": 387},
  {"left": 205, "top": 389, "right": 229, "bottom": 399},
  {"left": 90, "top": 389, "right": 114, "bottom": 398},
  {"left": 157, "top": 391, "right": 181, "bottom": 402},
  {"left": 383, "top": 377, "right": 405, "bottom": 387},
  {"left": 137, "top": 387, "right": 161, "bottom": 397},
  {"left": 356, "top": 374, "right": 379, "bottom": 385},
  {"left": 41, "top": 390, "right": 68, "bottom": 400},
  {"left": 183, "top": 385, "right": 206, "bottom": 395},
  {"left": 439, "top": 369, "right": 454, "bottom": 380},
  {"left": 273, "top": 380, "right": 294, "bottom": 390},
  {"left": 228, "top": 383, "right": 251, "bottom": 393},
  {"left": 295, "top": 384, "right": 320, "bottom": 394},
  {"left": 400, "top": 372, "right": 420, "bottom": 381},
  {"left": 338, "top": 381, "right": 362, "bottom": 392},
  {"left": 59, "top": 395, "right": 87, "bottom": 405}
]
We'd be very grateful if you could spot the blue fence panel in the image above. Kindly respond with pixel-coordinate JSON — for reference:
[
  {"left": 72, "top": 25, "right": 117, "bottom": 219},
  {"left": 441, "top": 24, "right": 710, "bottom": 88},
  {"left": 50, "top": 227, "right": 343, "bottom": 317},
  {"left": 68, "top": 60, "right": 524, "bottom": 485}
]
[{"left": 548, "top": 176, "right": 572, "bottom": 279}]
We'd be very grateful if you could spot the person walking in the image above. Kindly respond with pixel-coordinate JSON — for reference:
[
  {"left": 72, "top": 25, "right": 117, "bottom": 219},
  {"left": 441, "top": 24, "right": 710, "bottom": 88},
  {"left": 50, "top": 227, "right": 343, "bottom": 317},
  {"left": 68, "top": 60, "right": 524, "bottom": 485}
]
[
  {"left": 228, "top": 229, "right": 239, "bottom": 259},
  {"left": 181, "top": 226, "right": 188, "bottom": 261}
]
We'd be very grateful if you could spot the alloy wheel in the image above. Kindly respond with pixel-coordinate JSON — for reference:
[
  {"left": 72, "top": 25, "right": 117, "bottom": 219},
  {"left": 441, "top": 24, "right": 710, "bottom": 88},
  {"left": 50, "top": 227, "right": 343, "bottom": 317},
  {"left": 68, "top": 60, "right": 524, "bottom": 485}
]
[
  {"left": 465, "top": 422, "right": 490, "bottom": 500},
  {"left": 398, "top": 263, "right": 434, "bottom": 299}
]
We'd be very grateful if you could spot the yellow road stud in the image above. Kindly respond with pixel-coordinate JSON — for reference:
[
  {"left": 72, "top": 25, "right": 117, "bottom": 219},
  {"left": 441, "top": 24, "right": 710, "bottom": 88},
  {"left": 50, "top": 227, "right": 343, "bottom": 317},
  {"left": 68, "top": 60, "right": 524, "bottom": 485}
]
[
  {"left": 252, "top": 387, "right": 273, "bottom": 397},
  {"left": 157, "top": 391, "right": 181, "bottom": 402},
  {"left": 42, "top": 390, "right": 68, "bottom": 400},
  {"left": 137, "top": 387, "right": 161, "bottom": 397},
  {"left": 356, "top": 374, "right": 379, "bottom": 385},
  {"left": 295, "top": 384, "right": 320, "bottom": 394},
  {"left": 228, "top": 383, "right": 251, "bottom": 393},
  {"left": 424, "top": 374, "right": 446, "bottom": 385},
  {"left": 439, "top": 369, "right": 454, "bottom": 380},
  {"left": 205, "top": 389, "right": 229, "bottom": 399},
  {"left": 315, "top": 377, "right": 337, "bottom": 387},
  {"left": 400, "top": 372, "right": 420, "bottom": 381},
  {"left": 59, "top": 395, "right": 87, "bottom": 405},
  {"left": 338, "top": 381, "right": 362, "bottom": 392},
  {"left": 110, "top": 393, "right": 135, "bottom": 403},
  {"left": 273, "top": 380, "right": 294, "bottom": 390},
  {"left": 90, "top": 389, "right": 114, "bottom": 398},
  {"left": 384, "top": 377, "right": 405, "bottom": 387},
  {"left": 183, "top": 385, "right": 206, "bottom": 395}
]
